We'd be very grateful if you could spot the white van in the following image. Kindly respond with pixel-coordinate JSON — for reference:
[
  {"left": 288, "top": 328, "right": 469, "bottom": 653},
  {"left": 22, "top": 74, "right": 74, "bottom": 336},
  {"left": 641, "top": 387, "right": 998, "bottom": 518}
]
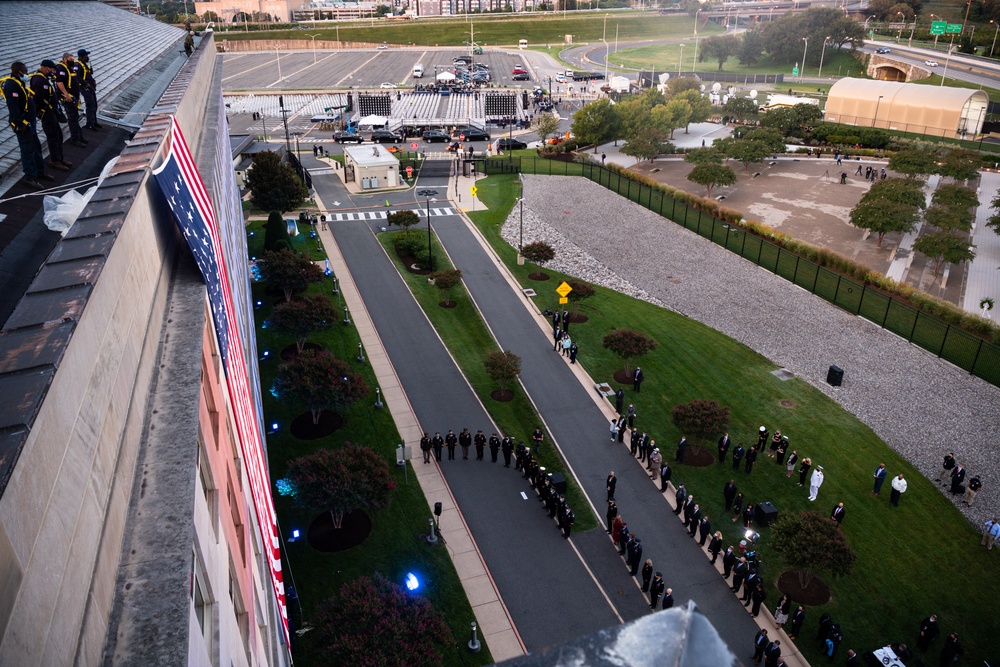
[
  {"left": 518, "top": 39, "right": 528, "bottom": 49},
  {"left": 413, "top": 63, "right": 424, "bottom": 78}
]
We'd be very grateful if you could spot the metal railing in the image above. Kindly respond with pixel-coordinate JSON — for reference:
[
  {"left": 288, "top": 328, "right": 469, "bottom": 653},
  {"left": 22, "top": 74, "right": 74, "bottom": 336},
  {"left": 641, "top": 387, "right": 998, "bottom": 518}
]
[{"left": 481, "top": 155, "right": 1000, "bottom": 387}]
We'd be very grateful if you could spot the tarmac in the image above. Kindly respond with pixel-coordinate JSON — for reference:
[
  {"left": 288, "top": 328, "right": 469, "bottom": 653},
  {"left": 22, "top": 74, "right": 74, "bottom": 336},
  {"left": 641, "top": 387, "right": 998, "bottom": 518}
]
[{"left": 306, "top": 152, "right": 811, "bottom": 666}]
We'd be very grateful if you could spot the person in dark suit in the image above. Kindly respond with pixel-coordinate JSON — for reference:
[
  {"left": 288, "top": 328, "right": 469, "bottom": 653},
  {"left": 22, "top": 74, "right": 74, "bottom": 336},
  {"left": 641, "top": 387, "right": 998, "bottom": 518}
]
[
  {"left": 659, "top": 462, "right": 672, "bottom": 492},
  {"left": 606, "top": 499, "right": 617, "bottom": 534},
  {"left": 698, "top": 516, "right": 711, "bottom": 545},
  {"left": 628, "top": 537, "right": 643, "bottom": 576},
  {"left": 640, "top": 559, "right": 653, "bottom": 592},
  {"left": 722, "top": 547, "right": 737, "bottom": 577},
  {"left": 474, "top": 430, "right": 486, "bottom": 460},
  {"left": 732, "top": 444, "right": 745, "bottom": 471},
  {"left": 675, "top": 435, "right": 687, "bottom": 463},
  {"left": 489, "top": 433, "right": 500, "bottom": 462},
  {"left": 724, "top": 480, "right": 738, "bottom": 511},
  {"left": 844, "top": 649, "right": 860, "bottom": 666},
  {"left": 950, "top": 464, "right": 966, "bottom": 494},
  {"left": 630, "top": 429, "right": 641, "bottom": 456},
  {"left": 741, "top": 571, "right": 759, "bottom": 603},
  {"left": 731, "top": 558, "right": 748, "bottom": 592},
  {"left": 750, "top": 583, "right": 767, "bottom": 617},
  {"left": 939, "top": 633, "right": 963, "bottom": 667},
  {"left": 916, "top": 614, "right": 939, "bottom": 652},
  {"left": 660, "top": 587, "right": 674, "bottom": 610},
  {"left": 431, "top": 432, "right": 444, "bottom": 461},
  {"left": 420, "top": 433, "right": 432, "bottom": 464},
  {"left": 831, "top": 502, "right": 846, "bottom": 527},
  {"left": 718, "top": 432, "right": 731, "bottom": 464},
  {"left": 751, "top": 629, "right": 769, "bottom": 665},
  {"left": 872, "top": 463, "right": 887, "bottom": 495},
  {"left": 617, "top": 416, "right": 627, "bottom": 443},
  {"left": 762, "top": 638, "right": 780, "bottom": 666},
  {"left": 445, "top": 430, "right": 457, "bottom": 460},
  {"left": 459, "top": 428, "right": 472, "bottom": 459},
  {"left": 553, "top": 327, "right": 562, "bottom": 351},
  {"left": 606, "top": 471, "right": 617, "bottom": 501},
  {"left": 682, "top": 496, "right": 696, "bottom": 526},
  {"left": 633, "top": 366, "right": 644, "bottom": 392},
  {"left": 744, "top": 446, "right": 758, "bottom": 474},
  {"left": 614, "top": 387, "right": 625, "bottom": 414},
  {"left": 708, "top": 531, "right": 723, "bottom": 562},
  {"left": 788, "top": 606, "right": 805, "bottom": 640},
  {"left": 742, "top": 502, "right": 756, "bottom": 528},
  {"left": 649, "top": 573, "right": 664, "bottom": 609},
  {"left": 501, "top": 436, "right": 513, "bottom": 467}
]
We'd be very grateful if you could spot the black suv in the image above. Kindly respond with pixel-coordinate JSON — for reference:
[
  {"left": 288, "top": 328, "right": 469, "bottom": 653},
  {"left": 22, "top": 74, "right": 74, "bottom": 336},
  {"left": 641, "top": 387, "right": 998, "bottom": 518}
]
[
  {"left": 496, "top": 138, "right": 527, "bottom": 151},
  {"left": 454, "top": 127, "right": 490, "bottom": 141},
  {"left": 371, "top": 130, "right": 402, "bottom": 143},
  {"left": 422, "top": 129, "right": 451, "bottom": 143},
  {"left": 332, "top": 131, "right": 364, "bottom": 144}
]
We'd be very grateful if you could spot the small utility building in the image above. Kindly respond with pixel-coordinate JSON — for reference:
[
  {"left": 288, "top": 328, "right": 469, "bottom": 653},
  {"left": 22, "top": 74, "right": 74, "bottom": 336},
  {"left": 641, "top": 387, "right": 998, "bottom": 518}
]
[
  {"left": 343, "top": 144, "right": 400, "bottom": 189},
  {"left": 823, "top": 78, "right": 989, "bottom": 138}
]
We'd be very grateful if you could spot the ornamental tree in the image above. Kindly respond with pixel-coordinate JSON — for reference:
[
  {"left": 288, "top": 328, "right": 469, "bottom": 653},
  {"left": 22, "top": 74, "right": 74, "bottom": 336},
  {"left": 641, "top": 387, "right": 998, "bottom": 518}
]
[
  {"left": 770, "top": 510, "right": 857, "bottom": 588},
  {"left": 671, "top": 400, "right": 730, "bottom": 446},
  {"left": 913, "top": 230, "right": 976, "bottom": 278},
  {"left": 520, "top": 240, "right": 556, "bottom": 275},
  {"left": 273, "top": 349, "right": 369, "bottom": 424},
  {"left": 533, "top": 112, "right": 562, "bottom": 143},
  {"left": 430, "top": 268, "right": 462, "bottom": 306},
  {"left": 571, "top": 98, "right": 618, "bottom": 152},
  {"left": 286, "top": 443, "right": 394, "bottom": 528},
  {"left": 602, "top": 329, "right": 658, "bottom": 375},
  {"left": 938, "top": 148, "right": 980, "bottom": 182},
  {"left": 387, "top": 209, "right": 420, "bottom": 230},
  {"left": 723, "top": 96, "right": 759, "bottom": 123},
  {"left": 849, "top": 177, "right": 925, "bottom": 247},
  {"left": 246, "top": 150, "right": 308, "bottom": 212},
  {"left": 566, "top": 279, "right": 596, "bottom": 317},
  {"left": 257, "top": 248, "right": 324, "bottom": 302},
  {"left": 484, "top": 350, "right": 522, "bottom": 394},
  {"left": 699, "top": 35, "right": 741, "bottom": 70},
  {"left": 684, "top": 147, "right": 724, "bottom": 165},
  {"left": 620, "top": 129, "right": 672, "bottom": 163},
  {"left": 263, "top": 210, "right": 291, "bottom": 251},
  {"left": 687, "top": 163, "right": 737, "bottom": 197},
  {"left": 887, "top": 146, "right": 938, "bottom": 179},
  {"left": 310, "top": 573, "right": 451, "bottom": 667},
  {"left": 269, "top": 293, "right": 338, "bottom": 352}
]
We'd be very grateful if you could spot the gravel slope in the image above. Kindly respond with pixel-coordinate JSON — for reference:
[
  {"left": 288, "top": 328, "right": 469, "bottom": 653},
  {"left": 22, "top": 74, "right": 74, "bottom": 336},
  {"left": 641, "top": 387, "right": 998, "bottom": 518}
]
[{"left": 501, "top": 175, "right": 999, "bottom": 526}]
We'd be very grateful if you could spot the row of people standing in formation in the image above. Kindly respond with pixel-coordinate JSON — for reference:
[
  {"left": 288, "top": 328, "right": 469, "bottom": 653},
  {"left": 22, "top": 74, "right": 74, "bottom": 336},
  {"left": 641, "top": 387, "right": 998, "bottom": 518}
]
[
  {"left": 551, "top": 308, "right": 579, "bottom": 363},
  {"left": 606, "top": 494, "right": 675, "bottom": 611},
  {"left": 2, "top": 51, "right": 100, "bottom": 189},
  {"left": 418, "top": 426, "right": 545, "bottom": 464}
]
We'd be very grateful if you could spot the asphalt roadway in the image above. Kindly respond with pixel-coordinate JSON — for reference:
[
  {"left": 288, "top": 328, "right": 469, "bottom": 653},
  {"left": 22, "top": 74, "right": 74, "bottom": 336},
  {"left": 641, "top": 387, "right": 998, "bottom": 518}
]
[{"left": 303, "top": 153, "right": 757, "bottom": 660}]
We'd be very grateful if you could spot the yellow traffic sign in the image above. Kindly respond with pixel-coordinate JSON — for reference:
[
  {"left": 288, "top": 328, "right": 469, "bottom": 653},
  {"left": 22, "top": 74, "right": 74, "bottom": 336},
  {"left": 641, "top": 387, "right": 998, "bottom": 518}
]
[
  {"left": 470, "top": 185, "right": 479, "bottom": 197},
  {"left": 556, "top": 281, "right": 573, "bottom": 298},
  {"left": 559, "top": 297, "right": 569, "bottom": 304}
]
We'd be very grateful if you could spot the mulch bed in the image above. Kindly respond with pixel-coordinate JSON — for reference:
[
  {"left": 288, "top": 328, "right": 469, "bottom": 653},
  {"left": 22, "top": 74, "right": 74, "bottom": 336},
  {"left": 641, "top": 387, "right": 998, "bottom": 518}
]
[
  {"left": 528, "top": 272, "right": 550, "bottom": 281},
  {"left": 290, "top": 410, "right": 344, "bottom": 440},
  {"left": 613, "top": 370, "right": 633, "bottom": 385},
  {"left": 397, "top": 251, "right": 431, "bottom": 275},
  {"left": 566, "top": 313, "right": 589, "bottom": 324},
  {"left": 439, "top": 300, "right": 456, "bottom": 308},
  {"left": 776, "top": 570, "right": 832, "bottom": 606},
  {"left": 307, "top": 509, "right": 373, "bottom": 553},
  {"left": 678, "top": 445, "right": 714, "bottom": 467},
  {"left": 491, "top": 389, "right": 514, "bottom": 402},
  {"left": 280, "top": 342, "right": 323, "bottom": 361}
]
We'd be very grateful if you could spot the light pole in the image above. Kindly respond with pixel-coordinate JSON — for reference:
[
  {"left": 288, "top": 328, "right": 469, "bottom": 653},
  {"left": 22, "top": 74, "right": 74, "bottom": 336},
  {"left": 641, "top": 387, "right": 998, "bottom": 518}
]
[
  {"left": 336, "top": 24, "right": 340, "bottom": 48},
  {"left": 517, "top": 197, "right": 524, "bottom": 251},
  {"left": 896, "top": 11, "right": 904, "bottom": 42},
  {"left": 417, "top": 189, "right": 438, "bottom": 271},
  {"left": 601, "top": 38, "right": 609, "bottom": 82},
  {"left": 818, "top": 36, "right": 830, "bottom": 78},
  {"left": 307, "top": 33, "right": 321, "bottom": 64},
  {"left": 864, "top": 14, "right": 876, "bottom": 37},
  {"left": 603, "top": 13, "right": 608, "bottom": 41},
  {"left": 930, "top": 14, "right": 940, "bottom": 48},
  {"left": 909, "top": 19, "right": 916, "bottom": 46},
  {"left": 801, "top": 37, "right": 808, "bottom": 79},
  {"left": 693, "top": 9, "right": 702, "bottom": 73},
  {"left": 678, "top": 43, "right": 685, "bottom": 76},
  {"left": 873, "top": 95, "right": 883, "bottom": 127},
  {"left": 275, "top": 48, "right": 282, "bottom": 82},
  {"left": 941, "top": 43, "right": 955, "bottom": 86},
  {"left": 991, "top": 20, "right": 999, "bottom": 57}
]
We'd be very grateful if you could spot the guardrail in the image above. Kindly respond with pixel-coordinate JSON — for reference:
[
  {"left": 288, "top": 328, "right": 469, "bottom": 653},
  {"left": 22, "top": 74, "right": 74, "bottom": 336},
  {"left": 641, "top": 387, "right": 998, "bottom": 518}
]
[{"left": 480, "top": 155, "right": 1000, "bottom": 388}]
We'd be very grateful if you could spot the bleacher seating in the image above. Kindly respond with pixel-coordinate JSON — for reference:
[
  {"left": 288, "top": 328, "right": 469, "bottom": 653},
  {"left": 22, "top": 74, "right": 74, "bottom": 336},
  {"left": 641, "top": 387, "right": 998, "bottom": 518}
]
[{"left": 0, "top": 1, "right": 184, "bottom": 181}]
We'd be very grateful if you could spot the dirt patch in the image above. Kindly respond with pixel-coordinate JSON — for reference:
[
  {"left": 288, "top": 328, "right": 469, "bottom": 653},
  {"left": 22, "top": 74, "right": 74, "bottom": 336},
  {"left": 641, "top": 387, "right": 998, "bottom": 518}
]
[
  {"left": 567, "top": 313, "right": 589, "bottom": 324},
  {"left": 290, "top": 410, "right": 345, "bottom": 440},
  {"left": 307, "top": 509, "right": 373, "bottom": 553},
  {"left": 613, "top": 369, "right": 633, "bottom": 385},
  {"left": 780, "top": 400, "right": 795, "bottom": 408},
  {"left": 679, "top": 445, "right": 714, "bottom": 467},
  {"left": 439, "top": 300, "right": 456, "bottom": 308},
  {"left": 490, "top": 389, "right": 515, "bottom": 402},
  {"left": 776, "top": 570, "right": 832, "bottom": 606},
  {"left": 396, "top": 251, "right": 431, "bottom": 275},
  {"left": 529, "top": 272, "right": 550, "bottom": 281},
  {"left": 280, "top": 342, "right": 324, "bottom": 361}
]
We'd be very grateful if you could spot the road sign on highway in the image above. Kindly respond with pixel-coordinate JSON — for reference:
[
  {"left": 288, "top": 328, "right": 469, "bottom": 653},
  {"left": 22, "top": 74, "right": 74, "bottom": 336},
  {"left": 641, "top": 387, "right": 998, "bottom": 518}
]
[
  {"left": 930, "top": 20, "right": 946, "bottom": 35},
  {"left": 946, "top": 23, "right": 962, "bottom": 33},
  {"left": 792, "top": 66, "right": 799, "bottom": 76},
  {"left": 556, "top": 281, "right": 573, "bottom": 298}
]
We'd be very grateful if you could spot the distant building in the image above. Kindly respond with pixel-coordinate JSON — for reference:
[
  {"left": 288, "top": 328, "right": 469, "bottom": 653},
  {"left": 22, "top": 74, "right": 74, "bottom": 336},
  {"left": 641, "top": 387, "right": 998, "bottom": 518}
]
[
  {"left": 824, "top": 78, "right": 989, "bottom": 138},
  {"left": 195, "top": 0, "right": 295, "bottom": 23}
]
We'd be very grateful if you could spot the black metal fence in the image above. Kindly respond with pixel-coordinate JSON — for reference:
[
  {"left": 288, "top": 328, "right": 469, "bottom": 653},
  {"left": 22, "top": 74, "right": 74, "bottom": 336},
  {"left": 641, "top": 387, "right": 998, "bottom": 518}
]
[{"left": 481, "top": 156, "right": 1000, "bottom": 387}]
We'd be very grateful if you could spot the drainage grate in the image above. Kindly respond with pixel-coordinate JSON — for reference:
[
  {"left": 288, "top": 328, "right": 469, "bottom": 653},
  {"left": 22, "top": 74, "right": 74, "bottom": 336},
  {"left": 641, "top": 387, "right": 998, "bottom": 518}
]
[{"left": 771, "top": 368, "right": 795, "bottom": 381}]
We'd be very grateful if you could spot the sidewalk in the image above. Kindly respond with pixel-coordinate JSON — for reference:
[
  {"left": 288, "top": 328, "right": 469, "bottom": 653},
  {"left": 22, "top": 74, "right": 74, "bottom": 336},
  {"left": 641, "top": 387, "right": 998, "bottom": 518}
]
[{"left": 312, "top": 208, "right": 525, "bottom": 662}]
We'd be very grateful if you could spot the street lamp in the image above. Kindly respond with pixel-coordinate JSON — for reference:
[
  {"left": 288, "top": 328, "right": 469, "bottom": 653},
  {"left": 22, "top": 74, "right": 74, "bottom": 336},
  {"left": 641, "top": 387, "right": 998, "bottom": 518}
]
[
  {"left": 417, "top": 189, "right": 438, "bottom": 271},
  {"left": 603, "top": 13, "right": 608, "bottom": 41},
  {"left": 818, "top": 36, "right": 830, "bottom": 78},
  {"left": 601, "top": 39, "right": 609, "bottom": 82},
  {"left": 678, "top": 43, "right": 685, "bottom": 76},
  {"left": 873, "top": 95, "right": 883, "bottom": 128},
  {"left": 930, "top": 14, "right": 940, "bottom": 48},
  {"left": 275, "top": 47, "right": 282, "bottom": 82},
  {"left": 693, "top": 9, "right": 702, "bottom": 73},
  {"left": 800, "top": 37, "right": 808, "bottom": 79},
  {"left": 896, "top": 12, "right": 904, "bottom": 42},
  {"left": 864, "top": 14, "right": 876, "bottom": 36},
  {"left": 991, "top": 20, "right": 999, "bottom": 58},
  {"left": 307, "top": 33, "right": 321, "bottom": 64}
]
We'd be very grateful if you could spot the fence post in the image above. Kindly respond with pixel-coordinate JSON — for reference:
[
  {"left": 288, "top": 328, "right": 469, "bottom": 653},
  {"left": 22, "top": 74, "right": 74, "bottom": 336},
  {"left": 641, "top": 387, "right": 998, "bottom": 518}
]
[
  {"left": 833, "top": 275, "right": 841, "bottom": 305},
  {"left": 659, "top": 192, "right": 664, "bottom": 216},
  {"left": 881, "top": 299, "right": 890, "bottom": 328},
  {"left": 938, "top": 325, "right": 949, "bottom": 357},
  {"left": 671, "top": 198, "right": 676, "bottom": 219},
  {"left": 757, "top": 238, "right": 763, "bottom": 264},
  {"left": 683, "top": 205, "right": 688, "bottom": 226},
  {"left": 970, "top": 339, "right": 983, "bottom": 375},
  {"left": 812, "top": 265, "right": 819, "bottom": 292},
  {"left": 792, "top": 255, "right": 800, "bottom": 283},
  {"left": 909, "top": 311, "right": 919, "bottom": 341},
  {"left": 741, "top": 230, "right": 747, "bottom": 257},
  {"left": 857, "top": 284, "right": 865, "bottom": 315}
]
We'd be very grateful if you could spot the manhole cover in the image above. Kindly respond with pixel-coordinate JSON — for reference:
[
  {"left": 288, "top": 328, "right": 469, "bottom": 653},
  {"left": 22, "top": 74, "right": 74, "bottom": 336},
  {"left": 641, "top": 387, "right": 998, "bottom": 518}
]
[{"left": 780, "top": 400, "right": 795, "bottom": 408}]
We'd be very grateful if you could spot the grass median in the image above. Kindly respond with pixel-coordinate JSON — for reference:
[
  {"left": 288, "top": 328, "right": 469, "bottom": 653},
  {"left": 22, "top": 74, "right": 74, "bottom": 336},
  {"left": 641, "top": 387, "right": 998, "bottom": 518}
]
[
  {"left": 466, "top": 172, "right": 997, "bottom": 664},
  {"left": 376, "top": 227, "right": 598, "bottom": 531},
  {"left": 248, "top": 219, "right": 493, "bottom": 666}
]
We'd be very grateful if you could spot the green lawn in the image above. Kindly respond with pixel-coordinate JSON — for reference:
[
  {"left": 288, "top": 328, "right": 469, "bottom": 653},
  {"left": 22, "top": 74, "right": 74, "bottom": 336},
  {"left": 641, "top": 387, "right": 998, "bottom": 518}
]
[
  {"left": 247, "top": 219, "right": 493, "bottom": 666},
  {"left": 464, "top": 173, "right": 998, "bottom": 665},
  {"left": 216, "top": 13, "right": 704, "bottom": 48},
  {"left": 375, "top": 225, "right": 597, "bottom": 531},
  {"left": 608, "top": 44, "right": 862, "bottom": 78}
]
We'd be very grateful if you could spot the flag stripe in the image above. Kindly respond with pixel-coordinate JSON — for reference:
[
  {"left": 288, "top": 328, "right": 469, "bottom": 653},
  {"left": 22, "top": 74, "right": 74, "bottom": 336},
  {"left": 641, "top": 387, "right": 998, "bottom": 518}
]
[{"left": 153, "top": 116, "right": 289, "bottom": 647}]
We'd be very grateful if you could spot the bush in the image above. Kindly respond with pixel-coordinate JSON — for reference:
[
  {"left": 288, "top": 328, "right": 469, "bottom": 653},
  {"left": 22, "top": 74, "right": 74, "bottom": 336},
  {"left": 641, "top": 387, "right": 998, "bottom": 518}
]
[{"left": 393, "top": 230, "right": 426, "bottom": 257}]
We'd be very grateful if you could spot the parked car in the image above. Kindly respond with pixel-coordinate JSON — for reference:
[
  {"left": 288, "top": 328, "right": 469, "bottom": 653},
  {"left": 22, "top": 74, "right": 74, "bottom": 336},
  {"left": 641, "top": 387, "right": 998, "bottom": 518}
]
[
  {"left": 378, "top": 43, "right": 388, "bottom": 50},
  {"left": 513, "top": 73, "right": 530, "bottom": 81},
  {"left": 386, "top": 145, "right": 404, "bottom": 153},
  {"left": 512, "top": 67, "right": 527, "bottom": 75},
  {"left": 371, "top": 130, "right": 402, "bottom": 143},
  {"left": 380, "top": 82, "right": 397, "bottom": 89},
  {"left": 496, "top": 138, "right": 527, "bottom": 151},
  {"left": 875, "top": 47, "right": 891, "bottom": 54},
  {"left": 423, "top": 129, "right": 451, "bottom": 142},
  {"left": 454, "top": 127, "right": 490, "bottom": 141},
  {"left": 332, "top": 131, "right": 364, "bottom": 144},
  {"left": 925, "top": 59, "right": 939, "bottom": 66},
  {"left": 555, "top": 74, "right": 566, "bottom": 83}
]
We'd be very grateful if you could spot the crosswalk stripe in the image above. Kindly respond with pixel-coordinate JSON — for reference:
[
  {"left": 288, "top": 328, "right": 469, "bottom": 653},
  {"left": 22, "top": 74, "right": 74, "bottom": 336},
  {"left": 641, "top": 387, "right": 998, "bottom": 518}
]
[{"left": 328, "top": 207, "right": 455, "bottom": 221}]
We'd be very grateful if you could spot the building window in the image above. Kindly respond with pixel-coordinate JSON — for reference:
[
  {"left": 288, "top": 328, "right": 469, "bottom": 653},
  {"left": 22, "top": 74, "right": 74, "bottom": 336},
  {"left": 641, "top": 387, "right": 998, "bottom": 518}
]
[
  {"left": 191, "top": 550, "right": 213, "bottom": 653},
  {"left": 199, "top": 435, "right": 219, "bottom": 540}
]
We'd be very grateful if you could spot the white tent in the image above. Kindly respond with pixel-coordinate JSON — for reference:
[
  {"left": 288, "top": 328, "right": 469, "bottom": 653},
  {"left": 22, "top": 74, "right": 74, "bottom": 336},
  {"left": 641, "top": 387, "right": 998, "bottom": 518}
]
[
  {"left": 357, "top": 115, "right": 388, "bottom": 129},
  {"left": 436, "top": 71, "right": 457, "bottom": 82}
]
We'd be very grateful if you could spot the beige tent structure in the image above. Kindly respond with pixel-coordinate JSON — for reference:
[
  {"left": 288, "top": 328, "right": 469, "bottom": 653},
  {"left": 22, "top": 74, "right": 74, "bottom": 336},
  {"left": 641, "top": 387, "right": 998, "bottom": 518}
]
[{"left": 823, "top": 78, "right": 989, "bottom": 139}]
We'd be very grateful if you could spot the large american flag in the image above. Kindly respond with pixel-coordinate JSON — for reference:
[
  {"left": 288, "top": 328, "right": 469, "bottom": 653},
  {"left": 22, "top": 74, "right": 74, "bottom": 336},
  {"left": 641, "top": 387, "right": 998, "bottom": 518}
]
[{"left": 153, "top": 116, "right": 288, "bottom": 646}]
